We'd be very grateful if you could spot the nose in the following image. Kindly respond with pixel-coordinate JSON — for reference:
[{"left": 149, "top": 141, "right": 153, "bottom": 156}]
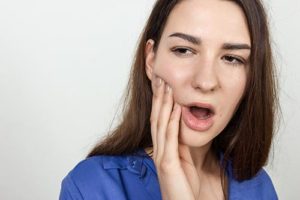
[{"left": 191, "top": 59, "right": 220, "bottom": 93}]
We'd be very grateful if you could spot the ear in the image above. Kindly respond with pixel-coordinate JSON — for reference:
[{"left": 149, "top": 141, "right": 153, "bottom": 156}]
[{"left": 145, "top": 39, "right": 155, "bottom": 81}]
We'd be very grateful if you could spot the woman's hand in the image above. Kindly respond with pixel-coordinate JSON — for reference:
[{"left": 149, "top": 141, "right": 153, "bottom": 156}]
[{"left": 150, "top": 74, "right": 201, "bottom": 200}]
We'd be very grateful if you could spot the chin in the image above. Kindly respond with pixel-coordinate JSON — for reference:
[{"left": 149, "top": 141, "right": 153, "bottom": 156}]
[{"left": 179, "top": 118, "right": 218, "bottom": 148}]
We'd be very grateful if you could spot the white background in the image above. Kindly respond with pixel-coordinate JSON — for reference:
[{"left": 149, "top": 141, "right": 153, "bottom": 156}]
[{"left": 0, "top": 0, "right": 299, "bottom": 199}]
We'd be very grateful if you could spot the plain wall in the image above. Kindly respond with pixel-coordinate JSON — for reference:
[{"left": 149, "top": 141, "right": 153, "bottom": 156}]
[{"left": 0, "top": 0, "right": 299, "bottom": 199}]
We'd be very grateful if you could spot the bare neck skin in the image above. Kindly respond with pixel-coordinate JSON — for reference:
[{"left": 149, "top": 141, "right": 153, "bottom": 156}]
[
  {"left": 144, "top": 144, "right": 224, "bottom": 199},
  {"left": 144, "top": 142, "right": 220, "bottom": 175}
]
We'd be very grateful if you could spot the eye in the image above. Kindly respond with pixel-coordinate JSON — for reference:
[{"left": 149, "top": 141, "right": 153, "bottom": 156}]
[
  {"left": 171, "top": 47, "right": 195, "bottom": 57},
  {"left": 222, "top": 55, "right": 245, "bottom": 66}
]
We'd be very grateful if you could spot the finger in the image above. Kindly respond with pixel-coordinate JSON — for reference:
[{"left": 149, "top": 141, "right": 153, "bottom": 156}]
[
  {"left": 156, "top": 83, "right": 174, "bottom": 160},
  {"left": 150, "top": 75, "right": 164, "bottom": 159},
  {"left": 164, "top": 102, "right": 182, "bottom": 164}
]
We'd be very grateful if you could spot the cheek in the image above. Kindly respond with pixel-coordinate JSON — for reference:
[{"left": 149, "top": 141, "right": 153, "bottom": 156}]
[
  {"left": 221, "top": 73, "right": 247, "bottom": 115},
  {"left": 153, "top": 62, "right": 188, "bottom": 88},
  {"left": 153, "top": 63, "right": 190, "bottom": 104},
  {"left": 229, "top": 77, "right": 246, "bottom": 94},
  {"left": 221, "top": 67, "right": 247, "bottom": 95}
]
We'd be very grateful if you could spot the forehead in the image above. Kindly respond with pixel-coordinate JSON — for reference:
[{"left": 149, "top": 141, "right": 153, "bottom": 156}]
[{"left": 161, "top": 0, "right": 250, "bottom": 44}]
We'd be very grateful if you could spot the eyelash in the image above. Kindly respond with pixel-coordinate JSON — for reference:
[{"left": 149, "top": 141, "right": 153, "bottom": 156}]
[
  {"left": 222, "top": 55, "right": 245, "bottom": 66},
  {"left": 171, "top": 47, "right": 246, "bottom": 66},
  {"left": 171, "top": 47, "right": 195, "bottom": 57}
]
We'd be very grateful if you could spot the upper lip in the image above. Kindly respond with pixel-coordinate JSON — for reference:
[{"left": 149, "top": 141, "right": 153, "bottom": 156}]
[{"left": 185, "top": 102, "right": 216, "bottom": 114}]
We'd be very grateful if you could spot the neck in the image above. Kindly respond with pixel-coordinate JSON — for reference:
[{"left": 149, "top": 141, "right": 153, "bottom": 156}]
[
  {"left": 144, "top": 142, "right": 219, "bottom": 175},
  {"left": 178, "top": 142, "right": 218, "bottom": 174}
]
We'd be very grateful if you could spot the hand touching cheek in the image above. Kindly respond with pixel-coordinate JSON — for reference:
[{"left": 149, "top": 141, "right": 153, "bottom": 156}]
[{"left": 150, "top": 74, "right": 202, "bottom": 200}]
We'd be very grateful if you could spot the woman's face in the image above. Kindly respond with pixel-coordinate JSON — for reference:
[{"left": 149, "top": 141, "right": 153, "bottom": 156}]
[{"left": 145, "top": 0, "right": 251, "bottom": 148}]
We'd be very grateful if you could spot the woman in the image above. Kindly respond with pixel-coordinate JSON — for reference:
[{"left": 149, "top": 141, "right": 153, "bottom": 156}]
[{"left": 59, "top": 0, "right": 278, "bottom": 199}]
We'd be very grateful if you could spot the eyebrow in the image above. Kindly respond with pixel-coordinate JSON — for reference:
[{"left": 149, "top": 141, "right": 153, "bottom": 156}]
[
  {"left": 169, "top": 32, "right": 201, "bottom": 45},
  {"left": 222, "top": 43, "right": 251, "bottom": 50},
  {"left": 168, "top": 32, "right": 251, "bottom": 50}
]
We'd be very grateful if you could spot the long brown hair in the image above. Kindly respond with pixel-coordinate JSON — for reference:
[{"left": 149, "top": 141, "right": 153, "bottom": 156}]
[{"left": 88, "top": 0, "right": 278, "bottom": 189}]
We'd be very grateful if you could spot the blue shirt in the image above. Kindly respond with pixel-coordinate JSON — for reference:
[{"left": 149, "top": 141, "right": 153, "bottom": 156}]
[{"left": 59, "top": 148, "right": 278, "bottom": 200}]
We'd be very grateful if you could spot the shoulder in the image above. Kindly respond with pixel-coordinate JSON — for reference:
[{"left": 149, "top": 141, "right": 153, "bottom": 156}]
[
  {"left": 59, "top": 155, "right": 122, "bottom": 199},
  {"left": 65, "top": 154, "right": 128, "bottom": 181},
  {"left": 59, "top": 149, "right": 151, "bottom": 200},
  {"left": 229, "top": 168, "right": 278, "bottom": 200}
]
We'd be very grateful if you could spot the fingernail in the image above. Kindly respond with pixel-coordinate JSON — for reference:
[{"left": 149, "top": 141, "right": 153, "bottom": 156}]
[
  {"left": 165, "top": 84, "right": 171, "bottom": 93},
  {"left": 155, "top": 76, "right": 162, "bottom": 87}
]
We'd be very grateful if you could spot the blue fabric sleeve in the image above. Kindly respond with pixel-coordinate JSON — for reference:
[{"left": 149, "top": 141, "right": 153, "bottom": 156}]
[
  {"left": 231, "top": 168, "right": 278, "bottom": 200},
  {"left": 257, "top": 169, "right": 278, "bottom": 200},
  {"left": 59, "top": 173, "right": 84, "bottom": 200}
]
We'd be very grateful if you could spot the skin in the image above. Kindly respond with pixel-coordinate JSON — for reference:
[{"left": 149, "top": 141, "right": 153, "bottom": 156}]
[{"left": 144, "top": 0, "right": 251, "bottom": 199}]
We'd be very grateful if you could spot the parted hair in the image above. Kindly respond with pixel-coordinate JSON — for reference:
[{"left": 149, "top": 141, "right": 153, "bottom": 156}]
[{"left": 88, "top": 0, "right": 278, "bottom": 188}]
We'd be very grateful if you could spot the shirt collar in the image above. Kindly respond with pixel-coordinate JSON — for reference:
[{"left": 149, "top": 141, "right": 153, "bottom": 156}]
[{"left": 102, "top": 148, "right": 148, "bottom": 178}]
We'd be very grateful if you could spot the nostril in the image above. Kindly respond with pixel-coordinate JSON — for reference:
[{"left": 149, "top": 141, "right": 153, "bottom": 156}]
[{"left": 192, "top": 71, "right": 219, "bottom": 93}]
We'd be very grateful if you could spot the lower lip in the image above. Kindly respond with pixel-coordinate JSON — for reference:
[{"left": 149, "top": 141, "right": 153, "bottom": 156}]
[{"left": 181, "top": 106, "right": 214, "bottom": 132}]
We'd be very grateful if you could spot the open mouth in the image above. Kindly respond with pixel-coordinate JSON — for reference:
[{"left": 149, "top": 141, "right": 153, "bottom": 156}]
[
  {"left": 189, "top": 105, "right": 215, "bottom": 120},
  {"left": 181, "top": 103, "right": 215, "bottom": 132}
]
